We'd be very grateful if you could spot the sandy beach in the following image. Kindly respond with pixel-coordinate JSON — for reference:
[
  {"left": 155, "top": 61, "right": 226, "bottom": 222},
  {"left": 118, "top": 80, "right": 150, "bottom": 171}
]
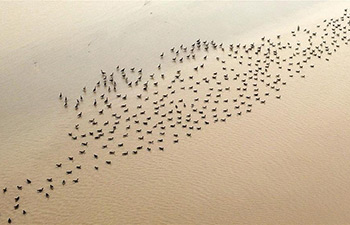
[{"left": 1, "top": 1, "right": 350, "bottom": 224}]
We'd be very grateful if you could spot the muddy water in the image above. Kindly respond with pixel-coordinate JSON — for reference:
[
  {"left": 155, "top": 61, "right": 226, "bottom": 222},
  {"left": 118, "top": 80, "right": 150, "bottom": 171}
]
[{"left": 1, "top": 2, "right": 350, "bottom": 224}]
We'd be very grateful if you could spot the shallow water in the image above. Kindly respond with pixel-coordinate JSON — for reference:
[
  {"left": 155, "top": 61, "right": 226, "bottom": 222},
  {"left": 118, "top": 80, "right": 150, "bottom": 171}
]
[{"left": 1, "top": 1, "right": 350, "bottom": 224}]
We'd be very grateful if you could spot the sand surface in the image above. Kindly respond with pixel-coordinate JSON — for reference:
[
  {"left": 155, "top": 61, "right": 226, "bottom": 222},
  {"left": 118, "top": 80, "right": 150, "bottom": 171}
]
[{"left": 1, "top": 1, "right": 350, "bottom": 224}]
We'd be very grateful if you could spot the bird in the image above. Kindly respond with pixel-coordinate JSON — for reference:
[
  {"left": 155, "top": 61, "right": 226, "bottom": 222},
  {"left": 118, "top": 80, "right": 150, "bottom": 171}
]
[{"left": 73, "top": 178, "right": 79, "bottom": 183}]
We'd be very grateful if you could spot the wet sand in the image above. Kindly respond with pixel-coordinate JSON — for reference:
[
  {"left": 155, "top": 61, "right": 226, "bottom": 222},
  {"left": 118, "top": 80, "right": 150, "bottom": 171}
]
[{"left": 1, "top": 1, "right": 350, "bottom": 224}]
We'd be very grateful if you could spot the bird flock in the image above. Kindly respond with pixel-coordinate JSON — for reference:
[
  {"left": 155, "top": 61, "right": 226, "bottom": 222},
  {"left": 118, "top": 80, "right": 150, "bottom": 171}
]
[{"left": 1, "top": 8, "right": 350, "bottom": 224}]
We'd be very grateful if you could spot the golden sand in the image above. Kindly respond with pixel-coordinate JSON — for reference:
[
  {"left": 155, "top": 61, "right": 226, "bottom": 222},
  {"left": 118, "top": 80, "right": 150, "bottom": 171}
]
[{"left": 1, "top": 2, "right": 350, "bottom": 224}]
